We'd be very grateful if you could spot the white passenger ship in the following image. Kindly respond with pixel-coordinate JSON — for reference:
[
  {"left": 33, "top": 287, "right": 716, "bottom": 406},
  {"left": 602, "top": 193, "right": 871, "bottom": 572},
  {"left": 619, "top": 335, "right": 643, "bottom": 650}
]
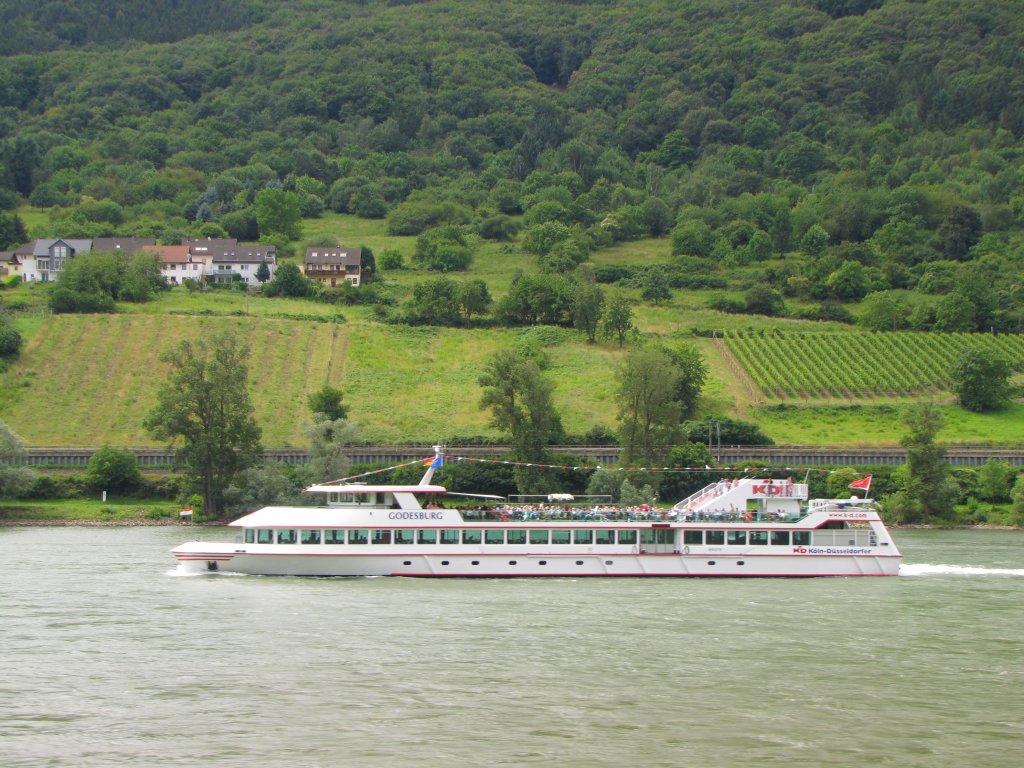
[{"left": 171, "top": 448, "right": 902, "bottom": 577}]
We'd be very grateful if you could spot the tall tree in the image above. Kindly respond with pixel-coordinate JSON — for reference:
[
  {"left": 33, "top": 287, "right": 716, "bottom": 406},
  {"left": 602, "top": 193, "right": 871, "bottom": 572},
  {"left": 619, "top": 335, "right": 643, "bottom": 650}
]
[
  {"left": 800, "top": 224, "right": 829, "bottom": 258},
  {"left": 977, "top": 459, "right": 1013, "bottom": 503},
  {"left": 304, "top": 417, "right": 359, "bottom": 485},
  {"left": 144, "top": 332, "right": 263, "bottom": 519},
  {"left": 307, "top": 384, "right": 348, "bottom": 422},
  {"left": 456, "top": 279, "right": 492, "bottom": 322},
  {"left": 0, "top": 419, "right": 34, "bottom": 498},
  {"left": 938, "top": 204, "right": 983, "bottom": 261},
  {"left": 304, "top": 382, "right": 355, "bottom": 481},
  {"left": 478, "top": 349, "right": 563, "bottom": 493},
  {"left": 664, "top": 343, "right": 708, "bottom": 419},
  {"left": 951, "top": 348, "right": 1012, "bottom": 412},
  {"left": 640, "top": 268, "right": 672, "bottom": 304},
  {"left": 0, "top": 211, "right": 27, "bottom": 250},
  {"left": 255, "top": 260, "right": 271, "bottom": 283},
  {"left": 571, "top": 276, "right": 605, "bottom": 343},
  {"left": 1011, "top": 475, "right": 1024, "bottom": 527},
  {"left": 601, "top": 293, "right": 636, "bottom": 346},
  {"left": 616, "top": 346, "right": 682, "bottom": 465},
  {"left": 891, "top": 403, "right": 956, "bottom": 522},
  {"left": 85, "top": 445, "right": 142, "bottom": 492},
  {"left": 253, "top": 188, "right": 302, "bottom": 241}
]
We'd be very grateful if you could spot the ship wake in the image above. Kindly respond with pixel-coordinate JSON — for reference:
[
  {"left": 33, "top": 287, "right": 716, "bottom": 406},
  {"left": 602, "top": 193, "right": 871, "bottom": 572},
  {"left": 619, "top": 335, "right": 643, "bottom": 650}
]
[{"left": 900, "top": 563, "right": 1024, "bottom": 577}]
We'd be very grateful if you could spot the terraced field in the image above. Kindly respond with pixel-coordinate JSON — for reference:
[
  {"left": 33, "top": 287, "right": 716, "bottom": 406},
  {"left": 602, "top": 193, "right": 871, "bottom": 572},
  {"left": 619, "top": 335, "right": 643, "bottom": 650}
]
[{"left": 724, "top": 330, "right": 1024, "bottom": 400}]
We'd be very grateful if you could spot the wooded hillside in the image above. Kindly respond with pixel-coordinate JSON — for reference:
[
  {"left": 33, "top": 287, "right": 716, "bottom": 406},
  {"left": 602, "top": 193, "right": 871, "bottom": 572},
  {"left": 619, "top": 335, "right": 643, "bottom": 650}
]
[
  {"left": 3, "top": 1, "right": 1024, "bottom": 294},
  {"left": 3, "top": 0, "right": 1024, "bottom": 448}
]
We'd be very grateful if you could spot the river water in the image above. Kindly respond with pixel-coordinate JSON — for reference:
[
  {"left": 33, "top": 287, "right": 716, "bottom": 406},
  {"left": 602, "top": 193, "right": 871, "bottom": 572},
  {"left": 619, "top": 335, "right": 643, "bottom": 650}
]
[{"left": 2, "top": 526, "right": 1023, "bottom": 768}]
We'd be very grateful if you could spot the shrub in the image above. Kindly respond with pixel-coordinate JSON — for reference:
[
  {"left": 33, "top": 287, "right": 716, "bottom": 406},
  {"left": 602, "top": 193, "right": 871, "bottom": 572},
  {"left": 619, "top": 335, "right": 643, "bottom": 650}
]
[
  {"left": 139, "top": 474, "right": 188, "bottom": 499},
  {"left": 378, "top": 249, "right": 405, "bottom": 270},
  {"left": 952, "top": 348, "right": 1012, "bottom": 413},
  {"left": 794, "top": 302, "right": 856, "bottom": 324},
  {"left": 0, "top": 316, "right": 22, "bottom": 358},
  {"left": 50, "top": 287, "right": 116, "bottom": 314},
  {"left": 86, "top": 446, "right": 142, "bottom": 492},
  {"left": 413, "top": 226, "right": 473, "bottom": 272},
  {"left": 23, "top": 474, "right": 91, "bottom": 500},
  {"left": 592, "top": 265, "right": 637, "bottom": 284}
]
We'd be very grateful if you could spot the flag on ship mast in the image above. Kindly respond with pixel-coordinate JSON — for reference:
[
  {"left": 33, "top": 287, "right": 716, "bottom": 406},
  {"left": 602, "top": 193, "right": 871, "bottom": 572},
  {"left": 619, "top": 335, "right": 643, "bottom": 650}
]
[
  {"left": 849, "top": 475, "right": 872, "bottom": 494},
  {"left": 423, "top": 455, "right": 443, "bottom": 468}
]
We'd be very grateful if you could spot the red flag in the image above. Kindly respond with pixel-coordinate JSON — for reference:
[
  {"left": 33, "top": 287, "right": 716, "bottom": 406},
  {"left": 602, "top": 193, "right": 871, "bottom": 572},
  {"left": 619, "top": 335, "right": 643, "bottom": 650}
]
[{"left": 849, "top": 475, "right": 872, "bottom": 490}]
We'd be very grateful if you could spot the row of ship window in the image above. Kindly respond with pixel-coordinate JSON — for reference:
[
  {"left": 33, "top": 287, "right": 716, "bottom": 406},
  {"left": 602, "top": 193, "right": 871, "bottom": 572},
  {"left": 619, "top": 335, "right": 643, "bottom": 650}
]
[{"left": 243, "top": 528, "right": 813, "bottom": 546}]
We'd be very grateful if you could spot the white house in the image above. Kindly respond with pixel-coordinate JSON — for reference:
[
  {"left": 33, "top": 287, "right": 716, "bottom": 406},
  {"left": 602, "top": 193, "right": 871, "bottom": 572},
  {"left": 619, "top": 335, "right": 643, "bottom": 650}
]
[
  {"left": 16, "top": 238, "right": 155, "bottom": 282},
  {"left": 183, "top": 238, "right": 276, "bottom": 287}
]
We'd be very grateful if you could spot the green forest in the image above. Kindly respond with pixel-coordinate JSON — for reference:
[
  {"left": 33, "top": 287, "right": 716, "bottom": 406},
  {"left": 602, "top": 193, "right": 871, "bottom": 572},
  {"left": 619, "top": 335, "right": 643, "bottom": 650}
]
[
  {"left": 4, "top": 0, "right": 1024, "bottom": 409},
  {"left": 1, "top": 1, "right": 1023, "bottom": 326}
]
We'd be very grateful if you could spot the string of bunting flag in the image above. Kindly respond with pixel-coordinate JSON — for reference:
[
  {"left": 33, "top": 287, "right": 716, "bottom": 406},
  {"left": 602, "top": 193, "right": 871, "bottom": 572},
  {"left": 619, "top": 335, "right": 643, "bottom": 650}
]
[
  {"left": 318, "top": 457, "right": 431, "bottom": 486},
  {"left": 439, "top": 454, "right": 845, "bottom": 476}
]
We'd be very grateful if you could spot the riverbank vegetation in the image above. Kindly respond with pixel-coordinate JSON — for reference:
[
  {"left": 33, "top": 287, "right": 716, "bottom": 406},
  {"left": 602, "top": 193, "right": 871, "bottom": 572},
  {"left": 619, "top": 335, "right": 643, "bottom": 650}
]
[{"left": 0, "top": 498, "right": 180, "bottom": 524}]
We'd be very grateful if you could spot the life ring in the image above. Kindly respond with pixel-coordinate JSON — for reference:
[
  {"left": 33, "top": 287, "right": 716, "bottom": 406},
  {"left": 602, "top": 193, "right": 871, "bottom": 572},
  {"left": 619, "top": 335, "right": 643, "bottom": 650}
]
[{"left": 743, "top": 511, "right": 753, "bottom": 523}]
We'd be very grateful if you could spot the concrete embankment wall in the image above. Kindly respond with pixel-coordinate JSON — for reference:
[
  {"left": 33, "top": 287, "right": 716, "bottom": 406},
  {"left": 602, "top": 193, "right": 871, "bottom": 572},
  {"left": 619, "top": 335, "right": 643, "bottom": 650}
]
[{"left": 4, "top": 445, "right": 1024, "bottom": 468}]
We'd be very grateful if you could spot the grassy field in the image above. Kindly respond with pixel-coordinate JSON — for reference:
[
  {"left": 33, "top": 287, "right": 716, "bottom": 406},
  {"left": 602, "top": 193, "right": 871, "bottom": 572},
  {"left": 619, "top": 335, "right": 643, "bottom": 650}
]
[
  {"left": 4, "top": 307, "right": 1023, "bottom": 447},
  {"left": 5, "top": 210, "right": 1024, "bottom": 448},
  {"left": 0, "top": 312, "right": 629, "bottom": 445},
  {"left": 753, "top": 402, "right": 1024, "bottom": 445}
]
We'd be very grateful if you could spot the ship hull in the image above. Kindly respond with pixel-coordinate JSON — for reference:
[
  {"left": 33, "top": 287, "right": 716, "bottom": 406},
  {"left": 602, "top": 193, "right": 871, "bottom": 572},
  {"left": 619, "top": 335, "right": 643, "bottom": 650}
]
[{"left": 173, "top": 546, "right": 902, "bottom": 577}]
